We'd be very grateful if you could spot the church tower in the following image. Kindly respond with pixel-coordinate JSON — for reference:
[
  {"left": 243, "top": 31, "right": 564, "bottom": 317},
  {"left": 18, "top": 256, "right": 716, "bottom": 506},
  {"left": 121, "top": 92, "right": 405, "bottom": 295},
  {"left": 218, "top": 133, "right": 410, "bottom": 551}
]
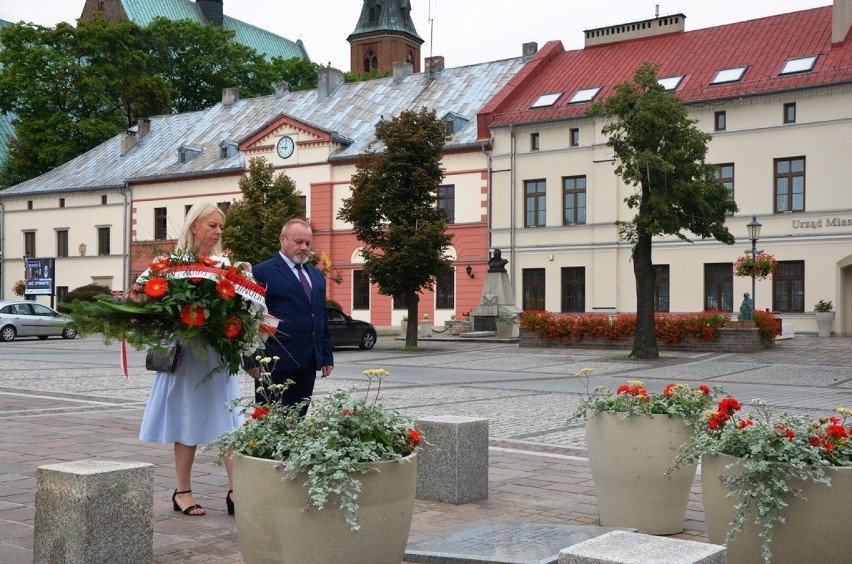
[{"left": 347, "top": 0, "right": 424, "bottom": 74}]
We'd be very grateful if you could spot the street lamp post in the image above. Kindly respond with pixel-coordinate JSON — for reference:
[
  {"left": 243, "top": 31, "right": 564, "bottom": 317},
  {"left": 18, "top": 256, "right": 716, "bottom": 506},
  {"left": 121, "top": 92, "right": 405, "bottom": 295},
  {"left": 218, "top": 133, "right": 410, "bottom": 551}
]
[{"left": 746, "top": 215, "right": 762, "bottom": 310}]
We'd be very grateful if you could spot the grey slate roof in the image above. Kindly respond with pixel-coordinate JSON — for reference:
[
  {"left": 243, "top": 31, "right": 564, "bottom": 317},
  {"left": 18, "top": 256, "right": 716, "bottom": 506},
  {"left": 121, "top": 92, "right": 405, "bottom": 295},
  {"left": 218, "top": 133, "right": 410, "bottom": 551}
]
[
  {"left": 119, "top": 0, "right": 308, "bottom": 61},
  {"left": 1, "top": 57, "right": 526, "bottom": 198}
]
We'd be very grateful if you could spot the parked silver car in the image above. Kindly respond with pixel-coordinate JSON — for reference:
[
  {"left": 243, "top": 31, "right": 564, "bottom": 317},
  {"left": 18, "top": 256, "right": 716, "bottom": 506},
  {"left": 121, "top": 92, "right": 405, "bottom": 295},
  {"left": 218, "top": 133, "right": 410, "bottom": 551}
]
[{"left": 0, "top": 300, "right": 77, "bottom": 341}]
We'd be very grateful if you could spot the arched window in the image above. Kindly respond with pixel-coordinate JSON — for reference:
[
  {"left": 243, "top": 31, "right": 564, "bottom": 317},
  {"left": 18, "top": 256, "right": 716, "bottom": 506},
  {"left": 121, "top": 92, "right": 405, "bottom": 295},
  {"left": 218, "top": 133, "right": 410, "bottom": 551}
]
[
  {"left": 406, "top": 49, "right": 415, "bottom": 65},
  {"left": 364, "top": 48, "right": 378, "bottom": 72}
]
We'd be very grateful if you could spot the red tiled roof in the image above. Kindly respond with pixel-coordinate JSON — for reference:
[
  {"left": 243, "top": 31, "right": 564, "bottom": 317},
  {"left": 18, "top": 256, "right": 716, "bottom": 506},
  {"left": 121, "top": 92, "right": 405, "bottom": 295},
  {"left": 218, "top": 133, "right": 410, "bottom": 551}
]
[{"left": 479, "top": 7, "right": 852, "bottom": 136}]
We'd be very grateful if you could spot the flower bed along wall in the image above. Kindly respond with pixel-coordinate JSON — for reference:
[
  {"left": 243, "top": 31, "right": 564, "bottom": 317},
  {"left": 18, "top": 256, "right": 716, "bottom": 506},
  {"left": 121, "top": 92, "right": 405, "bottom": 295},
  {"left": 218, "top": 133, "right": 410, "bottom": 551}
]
[{"left": 519, "top": 312, "right": 777, "bottom": 353}]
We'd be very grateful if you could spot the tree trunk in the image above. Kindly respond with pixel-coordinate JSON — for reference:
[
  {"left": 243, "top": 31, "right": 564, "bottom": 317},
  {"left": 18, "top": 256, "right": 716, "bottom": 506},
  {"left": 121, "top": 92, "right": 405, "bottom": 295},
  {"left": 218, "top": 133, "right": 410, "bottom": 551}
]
[
  {"left": 631, "top": 231, "right": 659, "bottom": 359},
  {"left": 405, "top": 294, "right": 420, "bottom": 348}
]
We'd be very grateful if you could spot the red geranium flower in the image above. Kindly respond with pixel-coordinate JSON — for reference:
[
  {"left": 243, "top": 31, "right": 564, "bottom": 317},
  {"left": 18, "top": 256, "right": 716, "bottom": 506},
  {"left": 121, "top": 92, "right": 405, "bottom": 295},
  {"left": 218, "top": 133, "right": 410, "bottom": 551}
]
[
  {"left": 663, "top": 383, "right": 677, "bottom": 396},
  {"left": 223, "top": 316, "right": 243, "bottom": 338},
  {"left": 216, "top": 278, "right": 236, "bottom": 299},
  {"left": 698, "top": 384, "right": 712, "bottom": 395},
  {"left": 179, "top": 304, "right": 206, "bottom": 327},
  {"left": 718, "top": 397, "right": 742, "bottom": 415},
  {"left": 408, "top": 429, "right": 422, "bottom": 444},
  {"left": 738, "top": 419, "right": 754, "bottom": 429},
  {"left": 251, "top": 406, "right": 270, "bottom": 419},
  {"left": 342, "top": 409, "right": 351, "bottom": 416},
  {"left": 827, "top": 424, "right": 848, "bottom": 438},
  {"left": 708, "top": 411, "right": 730, "bottom": 430},
  {"left": 144, "top": 277, "right": 168, "bottom": 298}
]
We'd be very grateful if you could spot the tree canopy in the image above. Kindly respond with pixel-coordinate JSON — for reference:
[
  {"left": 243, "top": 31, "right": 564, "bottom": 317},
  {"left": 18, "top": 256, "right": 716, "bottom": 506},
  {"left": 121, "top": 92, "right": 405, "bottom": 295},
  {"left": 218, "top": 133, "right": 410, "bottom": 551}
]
[
  {"left": 222, "top": 157, "right": 304, "bottom": 265},
  {"left": 338, "top": 108, "right": 452, "bottom": 348},
  {"left": 0, "top": 16, "right": 320, "bottom": 187},
  {"left": 587, "top": 62, "right": 737, "bottom": 359}
]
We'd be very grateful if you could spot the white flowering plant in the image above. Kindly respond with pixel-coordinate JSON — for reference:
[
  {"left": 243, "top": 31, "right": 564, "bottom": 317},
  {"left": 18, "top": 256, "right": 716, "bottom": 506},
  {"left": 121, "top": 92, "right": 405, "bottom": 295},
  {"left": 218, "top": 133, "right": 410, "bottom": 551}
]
[{"left": 212, "top": 364, "right": 422, "bottom": 530}]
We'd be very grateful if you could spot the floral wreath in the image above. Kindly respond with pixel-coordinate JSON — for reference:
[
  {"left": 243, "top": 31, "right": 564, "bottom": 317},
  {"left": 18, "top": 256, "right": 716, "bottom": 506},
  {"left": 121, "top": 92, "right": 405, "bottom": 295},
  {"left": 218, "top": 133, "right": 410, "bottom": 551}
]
[{"left": 68, "top": 252, "right": 277, "bottom": 380}]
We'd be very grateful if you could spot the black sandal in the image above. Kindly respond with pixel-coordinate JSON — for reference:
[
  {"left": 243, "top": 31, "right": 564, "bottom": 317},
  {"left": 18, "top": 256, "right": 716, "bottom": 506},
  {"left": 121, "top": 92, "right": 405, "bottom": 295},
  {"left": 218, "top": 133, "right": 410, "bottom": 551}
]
[{"left": 172, "top": 489, "right": 204, "bottom": 516}]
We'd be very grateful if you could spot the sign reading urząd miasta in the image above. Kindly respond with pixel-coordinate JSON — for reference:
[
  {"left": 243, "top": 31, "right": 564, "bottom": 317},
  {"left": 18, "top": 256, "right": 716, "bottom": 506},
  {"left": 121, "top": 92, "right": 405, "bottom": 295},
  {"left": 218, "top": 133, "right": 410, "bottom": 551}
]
[{"left": 792, "top": 216, "right": 852, "bottom": 230}]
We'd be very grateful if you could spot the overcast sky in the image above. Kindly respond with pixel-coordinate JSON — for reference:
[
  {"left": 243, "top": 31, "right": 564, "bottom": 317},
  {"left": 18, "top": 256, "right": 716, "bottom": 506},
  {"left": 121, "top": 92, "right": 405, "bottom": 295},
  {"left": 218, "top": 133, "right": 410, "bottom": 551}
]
[{"left": 0, "top": 1, "right": 830, "bottom": 70}]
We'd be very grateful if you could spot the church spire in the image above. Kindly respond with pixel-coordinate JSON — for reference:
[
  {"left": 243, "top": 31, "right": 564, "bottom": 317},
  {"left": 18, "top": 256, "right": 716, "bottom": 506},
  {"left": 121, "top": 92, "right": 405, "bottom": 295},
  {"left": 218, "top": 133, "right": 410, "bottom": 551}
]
[{"left": 348, "top": 0, "right": 424, "bottom": 74}]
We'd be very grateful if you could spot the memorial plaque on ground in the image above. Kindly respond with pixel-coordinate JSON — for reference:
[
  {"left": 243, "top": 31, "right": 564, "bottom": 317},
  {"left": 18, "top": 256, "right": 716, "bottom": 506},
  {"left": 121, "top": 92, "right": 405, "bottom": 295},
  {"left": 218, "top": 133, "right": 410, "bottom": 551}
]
[{"left": 405, "top": 522, "right": 628, "bottom": 564}]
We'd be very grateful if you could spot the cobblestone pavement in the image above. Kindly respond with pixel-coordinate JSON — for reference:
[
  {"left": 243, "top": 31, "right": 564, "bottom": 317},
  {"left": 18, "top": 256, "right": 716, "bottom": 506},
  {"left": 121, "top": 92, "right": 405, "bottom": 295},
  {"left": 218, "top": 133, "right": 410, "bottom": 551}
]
[{"left": 0, "top": 334, "right": 850, "bottom": 562}]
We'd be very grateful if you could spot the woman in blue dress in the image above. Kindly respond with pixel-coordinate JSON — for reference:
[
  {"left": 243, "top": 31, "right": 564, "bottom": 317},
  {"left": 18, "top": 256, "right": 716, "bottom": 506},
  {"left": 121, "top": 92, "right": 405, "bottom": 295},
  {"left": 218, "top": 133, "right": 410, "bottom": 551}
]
[{"left": 139, "top": 203, "right": 244, "bottom": 516}]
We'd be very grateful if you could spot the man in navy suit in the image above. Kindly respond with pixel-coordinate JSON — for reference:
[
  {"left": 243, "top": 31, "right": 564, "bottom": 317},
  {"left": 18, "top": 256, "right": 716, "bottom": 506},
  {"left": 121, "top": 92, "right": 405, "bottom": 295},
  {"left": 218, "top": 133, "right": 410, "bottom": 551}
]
[{"left": 250, "top": 218, "right": 333, "bottom": 413}]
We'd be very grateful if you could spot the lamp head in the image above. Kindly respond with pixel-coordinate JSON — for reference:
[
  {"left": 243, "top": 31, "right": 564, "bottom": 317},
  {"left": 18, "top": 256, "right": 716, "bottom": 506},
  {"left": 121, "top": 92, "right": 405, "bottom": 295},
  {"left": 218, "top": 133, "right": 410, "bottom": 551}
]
[
  {"left": 747, "top": 215, "right": 762, "bottom": 242},
  {"left": 465, "top": 264, "right": 474, "bottom": 279}
]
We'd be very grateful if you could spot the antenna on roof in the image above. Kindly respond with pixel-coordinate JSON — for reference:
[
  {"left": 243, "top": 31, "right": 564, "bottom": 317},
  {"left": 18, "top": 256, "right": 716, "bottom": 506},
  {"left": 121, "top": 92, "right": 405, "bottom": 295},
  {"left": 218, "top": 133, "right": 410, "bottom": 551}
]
[{"left": 428, "top": 0, "right": 434, "bottom": 76}]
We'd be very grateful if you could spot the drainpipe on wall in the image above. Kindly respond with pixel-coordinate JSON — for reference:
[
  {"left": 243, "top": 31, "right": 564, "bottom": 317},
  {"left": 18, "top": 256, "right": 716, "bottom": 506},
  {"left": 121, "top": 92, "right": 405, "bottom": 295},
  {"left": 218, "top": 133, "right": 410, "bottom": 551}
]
[
  {"left": 0, "top": 201, "right": 4, "bottom": 301},
  {"left": 481, "top": 143, "right": 493, "bottom": 251},
  {"left": 120, "top": 182, "right": 131, "bottom": 292},
  {"left": 508, "top": 125, "right": 517, "bottom": 288}
]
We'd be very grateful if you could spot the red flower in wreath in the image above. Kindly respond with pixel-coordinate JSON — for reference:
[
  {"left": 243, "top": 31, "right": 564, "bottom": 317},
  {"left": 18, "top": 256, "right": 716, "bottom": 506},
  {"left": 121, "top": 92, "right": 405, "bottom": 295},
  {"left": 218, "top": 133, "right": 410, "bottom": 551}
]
[
  {"left": 179, "top": 304, "right": 206, "bottom": 327},
  {"left": 216, "top": 279, "right": 236, "bottom": 299},
  {"left": 144, "top": 277, "right": 168, "bottom": 298},
  {"left": 223, "top": 316, "right": 243, "bottom": 338}
]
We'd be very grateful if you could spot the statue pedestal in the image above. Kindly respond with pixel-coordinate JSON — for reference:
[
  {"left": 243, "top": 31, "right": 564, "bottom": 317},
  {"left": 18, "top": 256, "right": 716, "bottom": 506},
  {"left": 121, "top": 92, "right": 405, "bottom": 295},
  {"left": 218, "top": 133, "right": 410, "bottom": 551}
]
[{"left": 469, "top": 271, "right": 520, "bottom": 334}]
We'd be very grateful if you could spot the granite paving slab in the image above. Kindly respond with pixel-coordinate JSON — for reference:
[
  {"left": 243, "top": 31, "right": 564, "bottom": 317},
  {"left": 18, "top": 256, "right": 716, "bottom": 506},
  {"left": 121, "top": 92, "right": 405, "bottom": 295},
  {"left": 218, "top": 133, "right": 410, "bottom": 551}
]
[{"left": 405, "top": 522, "right": 629, "bottom": 564}]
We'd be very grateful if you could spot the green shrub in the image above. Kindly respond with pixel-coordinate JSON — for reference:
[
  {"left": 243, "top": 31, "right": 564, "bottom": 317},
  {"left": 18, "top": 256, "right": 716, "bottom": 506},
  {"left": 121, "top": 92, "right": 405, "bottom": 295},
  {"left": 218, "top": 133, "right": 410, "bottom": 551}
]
[{"left": 56, "top": 284, "right": 112, "bottom": 313}]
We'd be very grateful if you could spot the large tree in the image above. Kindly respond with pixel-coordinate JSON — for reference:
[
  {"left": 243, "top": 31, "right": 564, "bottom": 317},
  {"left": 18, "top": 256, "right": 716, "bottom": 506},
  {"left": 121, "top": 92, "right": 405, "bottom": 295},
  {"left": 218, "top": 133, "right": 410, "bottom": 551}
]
[
  {"left": 0, "top": 17, "right": 319, "bottom": 187},
  {"left": 0, "top": 17, "right": 170, "bottom": 183},
  {"left": 338, "top": 108, "right": 452, "bottom": 348},
  {"left": 222, "top": 157, "right": 304, "bottom": 264},
  {"left": 587, "top": 63, "right": 737, "bottom": 359}
]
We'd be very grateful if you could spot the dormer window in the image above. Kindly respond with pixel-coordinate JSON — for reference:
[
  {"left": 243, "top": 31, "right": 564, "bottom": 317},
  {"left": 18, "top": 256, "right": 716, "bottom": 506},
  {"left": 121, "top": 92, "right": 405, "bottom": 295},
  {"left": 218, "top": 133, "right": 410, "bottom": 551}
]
[
  {"left": 441, "top": 111, "right": 469, "bottom": 134},
  {"left": 530, "top": 92, "right": 562, "bottom": 109},
  {"left": 780, "top": 55, "right": 817, "bottom": 75},
  {"left": 568, "top": 87, "right": 601, "bottom": 104},
  {"left": 711, "top": 66, "right": 747, "bottom": 85},
  {"left": 178, "top": 145, "right": 201, "bottom": 164},
  {"left": 219, "top": 140, "right": 238, "bottom": 159},
  {"left": 657, "top": 76, "right": 683, "bottom": 91}
]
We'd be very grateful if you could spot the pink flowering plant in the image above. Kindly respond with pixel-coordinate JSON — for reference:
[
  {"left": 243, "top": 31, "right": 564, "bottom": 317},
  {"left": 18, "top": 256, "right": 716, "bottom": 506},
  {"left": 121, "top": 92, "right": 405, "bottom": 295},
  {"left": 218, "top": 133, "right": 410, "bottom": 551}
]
[
  {"left": 670, "top": 399, "right": 852, "bottom": 562},
  {"left": 569, "top": 368, "right": 720, "bottom": 427},
  {"left": 734, "top": 252, "right": 778, "bottom": 280}
]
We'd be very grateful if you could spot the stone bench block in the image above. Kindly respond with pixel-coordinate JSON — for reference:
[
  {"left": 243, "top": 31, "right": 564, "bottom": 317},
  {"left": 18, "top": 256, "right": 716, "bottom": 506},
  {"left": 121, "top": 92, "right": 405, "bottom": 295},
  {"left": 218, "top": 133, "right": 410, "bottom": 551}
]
[
  {"left": 414, "top": 415, "right": 488, "bottom": 504},
  {"left": 35, "top": 459, "right": 154, "bottom": 564},
  {"left": 559, "top": 531, "right": 725, "bottom": 564}
]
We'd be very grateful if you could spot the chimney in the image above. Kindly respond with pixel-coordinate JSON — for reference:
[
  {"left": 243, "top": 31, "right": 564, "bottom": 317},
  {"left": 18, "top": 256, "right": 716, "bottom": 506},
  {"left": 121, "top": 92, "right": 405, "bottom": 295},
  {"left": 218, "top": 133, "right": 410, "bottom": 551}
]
[
  {"left": 222, "top": 87, "right": 240, "bottom": 105},
  {"left": 317, "top": 68, "right": 345, "bottom": 98},
  {"left": 136, "top": 118, "right": 150, "bottom": 140},
  {"left": 522, "top": 42, "right": 538, "bottom": 57},
  {"left": 275, "top": 80, "right": 290, "bottom": 96},
  {"left": 834, "top": 0, "right": 852, "bottom": 44},
  {"left": 120, "top": 131, "right": 137, "bottom": 156},
  {"left": 196, "top": 0, "right": 224, "bottom": 27},
  {"left": 425, "top": 56, "right": 445, "bottom": 74},
  {"left": 584, "top": 14, "right": 685, "bottom": 47},
  {"left": 392, "top": 61, "right": 413, "bottom": 82}
]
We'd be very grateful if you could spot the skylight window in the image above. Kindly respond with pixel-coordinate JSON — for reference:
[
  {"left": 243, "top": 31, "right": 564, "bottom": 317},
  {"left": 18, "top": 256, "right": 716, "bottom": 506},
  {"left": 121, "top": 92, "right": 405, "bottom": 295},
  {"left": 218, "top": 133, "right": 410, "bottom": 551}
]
[
  {"left": 657, "top": 76, "right": 683, "bottom": 91},
  {"left": 568, "top": 87, "right": 601, "bottom": 104},
  {"left": 531, "top": 92, "right": 562, "bottom": 108},
  {"left": 780, "top": 55, "right": 817, "bottom": 75},
  {"left": 711, "top": 66, "right": 747, "bottom": 84}
]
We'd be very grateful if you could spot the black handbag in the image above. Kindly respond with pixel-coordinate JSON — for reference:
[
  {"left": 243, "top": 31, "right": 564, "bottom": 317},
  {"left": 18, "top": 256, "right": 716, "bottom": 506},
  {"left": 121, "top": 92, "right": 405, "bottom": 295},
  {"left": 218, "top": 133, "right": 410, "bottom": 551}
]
[{"left": 145, "top": 342, "right": 182, "bottom": 372}]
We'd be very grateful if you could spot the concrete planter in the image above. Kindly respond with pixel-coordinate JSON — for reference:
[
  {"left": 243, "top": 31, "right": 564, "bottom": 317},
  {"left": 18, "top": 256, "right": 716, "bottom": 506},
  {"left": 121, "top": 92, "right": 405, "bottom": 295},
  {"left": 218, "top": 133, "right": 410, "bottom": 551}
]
[
  {"left": 815, "top": 311, "right": 834, "bottom": 337},
  {"left": 233, "top": 452, "right": 417, "bottom": 564},
  {"left": 702, "top": 453, "right": 852, "bottom": 564},
  {"left": 585, "top": 411, "right": 696, "bottom": 534}
]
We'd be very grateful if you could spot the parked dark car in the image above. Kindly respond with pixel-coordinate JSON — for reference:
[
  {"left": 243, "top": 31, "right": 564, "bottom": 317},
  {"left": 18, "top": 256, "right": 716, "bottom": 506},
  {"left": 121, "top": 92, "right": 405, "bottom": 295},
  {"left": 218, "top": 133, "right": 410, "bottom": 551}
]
[
  {"left": 0, "top": 300, "right": 77, "bottom": 341},
  {"left": 327, "top": 307, "right": 376, "bottom": 350}
]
